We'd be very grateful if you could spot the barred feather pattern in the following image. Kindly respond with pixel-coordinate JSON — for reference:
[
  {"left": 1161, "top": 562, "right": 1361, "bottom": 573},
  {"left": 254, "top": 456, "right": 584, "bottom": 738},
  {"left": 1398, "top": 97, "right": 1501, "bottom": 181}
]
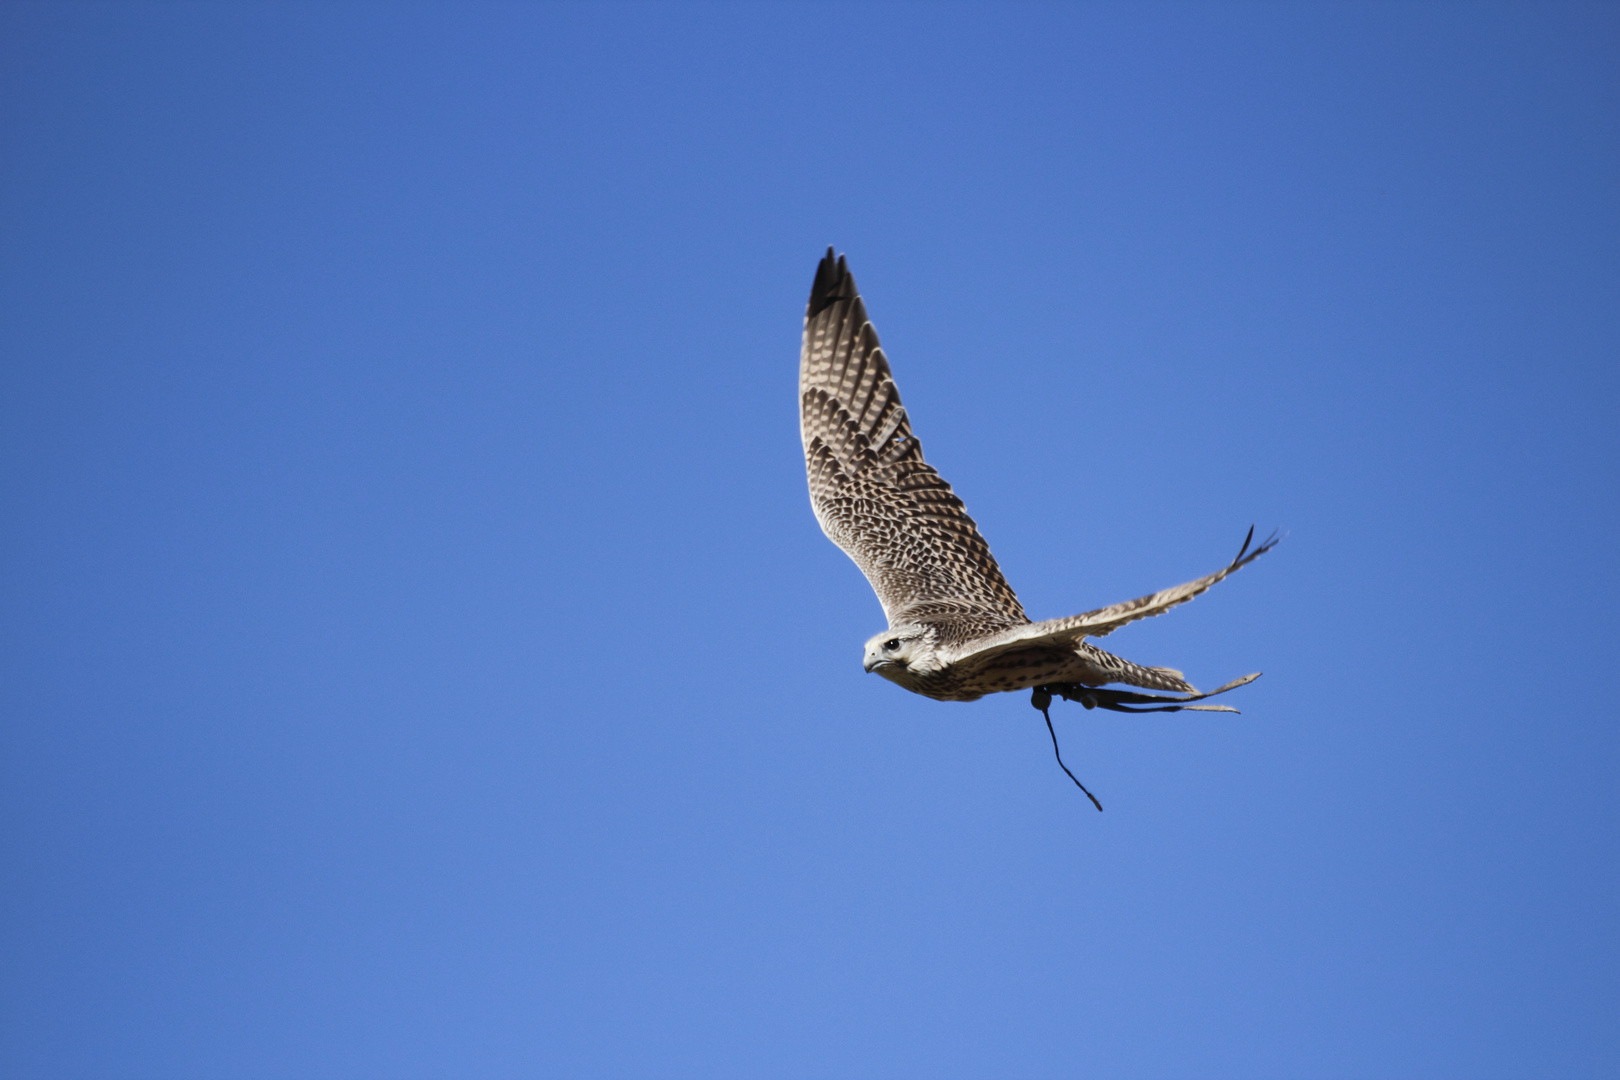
[{"left": 800, "top": 249, "right": 1027, "bottom": 640}]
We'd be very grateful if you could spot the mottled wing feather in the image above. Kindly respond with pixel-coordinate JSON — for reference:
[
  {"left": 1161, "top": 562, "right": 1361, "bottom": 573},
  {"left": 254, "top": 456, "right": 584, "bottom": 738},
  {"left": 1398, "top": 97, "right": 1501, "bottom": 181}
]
[
  {"left": 800, "top": 249, "right": 1026, "bottom": 628},
  {"left": 945, "top": 530, "right": 1277, "bottom": 665}
]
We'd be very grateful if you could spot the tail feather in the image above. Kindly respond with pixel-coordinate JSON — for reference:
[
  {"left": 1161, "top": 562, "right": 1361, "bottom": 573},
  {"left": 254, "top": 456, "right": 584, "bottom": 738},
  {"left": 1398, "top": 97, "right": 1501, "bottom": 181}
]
[{"left": 1081, "top": 644, "right": 1196, "bottom": 693}]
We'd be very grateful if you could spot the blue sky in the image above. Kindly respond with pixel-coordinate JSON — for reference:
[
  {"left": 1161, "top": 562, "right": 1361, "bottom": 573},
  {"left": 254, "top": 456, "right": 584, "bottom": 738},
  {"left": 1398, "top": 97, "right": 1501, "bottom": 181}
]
[{"left": 1, "top": 3, "right": 1616, "bottom": 1077}]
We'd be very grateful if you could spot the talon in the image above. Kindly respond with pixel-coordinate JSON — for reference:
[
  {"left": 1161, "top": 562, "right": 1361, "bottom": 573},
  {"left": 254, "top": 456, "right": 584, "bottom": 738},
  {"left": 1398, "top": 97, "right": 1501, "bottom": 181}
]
[{"left": 1031, "top": 687, "right": 1052, "bottom": 712}]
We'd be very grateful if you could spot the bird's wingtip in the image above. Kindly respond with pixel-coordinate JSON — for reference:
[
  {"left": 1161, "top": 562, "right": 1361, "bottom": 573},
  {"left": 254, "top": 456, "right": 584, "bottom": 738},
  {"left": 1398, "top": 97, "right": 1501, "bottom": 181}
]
[{"left": 807, "top": 247, "right": 855, "bottom": 320}]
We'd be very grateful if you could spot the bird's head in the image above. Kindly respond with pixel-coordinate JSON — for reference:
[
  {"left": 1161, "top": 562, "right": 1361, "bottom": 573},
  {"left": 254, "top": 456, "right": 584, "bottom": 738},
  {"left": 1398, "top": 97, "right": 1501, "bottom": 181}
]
[{"left": 862, "top": 624, "right": 942, "bottom": 684}]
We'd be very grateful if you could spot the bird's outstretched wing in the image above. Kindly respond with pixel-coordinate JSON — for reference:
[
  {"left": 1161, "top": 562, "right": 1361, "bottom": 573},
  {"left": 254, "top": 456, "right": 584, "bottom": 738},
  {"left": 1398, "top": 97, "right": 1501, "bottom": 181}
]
[
  {"left": 945, "top": 529, "right": 1278, "bottom": 665},
  {"left": 800, "top": 249, "right": 1026, "bottom": 630}
]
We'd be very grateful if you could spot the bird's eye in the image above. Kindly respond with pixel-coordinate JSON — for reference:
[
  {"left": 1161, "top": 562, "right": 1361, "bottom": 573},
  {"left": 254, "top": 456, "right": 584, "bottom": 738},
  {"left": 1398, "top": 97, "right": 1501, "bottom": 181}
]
[{"left": 884, "top": 639, "right": 901, "bottom": 651}]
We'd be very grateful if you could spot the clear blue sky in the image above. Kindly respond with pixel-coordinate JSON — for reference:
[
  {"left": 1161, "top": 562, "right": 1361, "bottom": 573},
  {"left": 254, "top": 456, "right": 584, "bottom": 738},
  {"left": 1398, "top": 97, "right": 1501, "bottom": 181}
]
[{"left": 2, "top": 3, "right": 1616, "bottom": 1077}]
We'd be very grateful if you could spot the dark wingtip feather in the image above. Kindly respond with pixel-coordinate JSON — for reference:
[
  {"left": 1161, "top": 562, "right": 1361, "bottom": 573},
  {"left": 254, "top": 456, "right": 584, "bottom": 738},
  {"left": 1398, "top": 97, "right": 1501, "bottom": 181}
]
[
  {"left": 1230, "top": 525, "right": 1281, "bottom": 571},
  {"left": 807, "top": 247, "right": 856, "bottom": 320}
]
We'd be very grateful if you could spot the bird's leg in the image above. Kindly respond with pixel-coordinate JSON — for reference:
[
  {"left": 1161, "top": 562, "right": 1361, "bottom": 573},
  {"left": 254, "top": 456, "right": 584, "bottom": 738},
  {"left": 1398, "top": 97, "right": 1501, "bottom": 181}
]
[
  {"left": 1048, "top": 673, "right": 1261, "bottom": 714},
  {"left": 1031, "top": 686, "right": 1103, "bottom": 812}
]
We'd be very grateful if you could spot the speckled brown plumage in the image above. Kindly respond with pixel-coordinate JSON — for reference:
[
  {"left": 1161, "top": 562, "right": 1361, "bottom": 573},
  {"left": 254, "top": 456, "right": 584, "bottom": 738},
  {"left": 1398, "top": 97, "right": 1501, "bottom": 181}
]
[
  {"left": 801, "top": 252, "right": 1027, "bottom": 644},
  {"left": 799, "top": 248, "right": 1274, "bottom": 705}
]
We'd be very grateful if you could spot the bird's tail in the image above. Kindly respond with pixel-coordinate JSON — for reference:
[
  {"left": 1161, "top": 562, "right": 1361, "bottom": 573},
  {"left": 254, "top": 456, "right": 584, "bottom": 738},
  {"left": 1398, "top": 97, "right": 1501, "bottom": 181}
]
[{"left": 1079, "top": 643, "right": 1197, "bottom": 693}]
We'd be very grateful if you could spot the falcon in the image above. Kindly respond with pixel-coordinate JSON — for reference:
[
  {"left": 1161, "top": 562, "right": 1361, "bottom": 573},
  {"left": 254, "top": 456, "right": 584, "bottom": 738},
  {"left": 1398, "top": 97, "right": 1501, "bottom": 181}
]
[{"left": 800, "top": 248, "right": 1275, "bottom": 808}]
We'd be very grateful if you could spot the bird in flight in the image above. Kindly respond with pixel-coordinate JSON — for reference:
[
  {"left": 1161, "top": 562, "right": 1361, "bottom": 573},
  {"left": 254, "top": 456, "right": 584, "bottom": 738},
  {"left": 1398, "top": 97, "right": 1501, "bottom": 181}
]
[{"left": 799, "top": 248, "right": 1275, "bottom": 809}]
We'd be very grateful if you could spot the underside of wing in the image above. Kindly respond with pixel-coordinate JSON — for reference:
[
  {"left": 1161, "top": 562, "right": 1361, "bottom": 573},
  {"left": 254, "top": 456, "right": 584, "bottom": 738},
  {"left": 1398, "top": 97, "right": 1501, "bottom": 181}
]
[
  {"left": 800, "top": 249, "right": 1026, "bottom": 629},
  {"left": 945, "top": 528, "right": 1278, "bottom": 664}
]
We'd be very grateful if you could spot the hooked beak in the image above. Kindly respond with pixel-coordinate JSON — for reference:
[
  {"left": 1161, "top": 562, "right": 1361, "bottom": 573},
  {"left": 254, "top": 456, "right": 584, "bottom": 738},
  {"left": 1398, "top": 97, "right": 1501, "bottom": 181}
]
[{"left": 864, "top": 656, "right": 887, "bottom": 673}]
